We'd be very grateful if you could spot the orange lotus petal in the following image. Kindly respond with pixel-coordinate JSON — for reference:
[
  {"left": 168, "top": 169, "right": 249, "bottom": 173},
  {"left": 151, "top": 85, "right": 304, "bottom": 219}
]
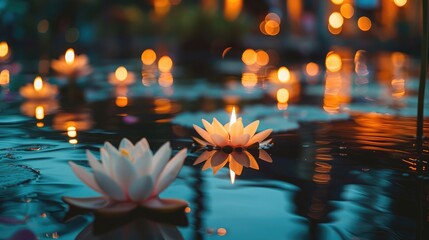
[
  {"left": 192, "top": 137, "right": 210, "bottom": 146},
  {"left": 229, "top": 158, "right": 243, "bottom": 175},
  {"left": 212, "top": 118, "right": 229, "bottom": 139},
  {"left": 244, "top": 120, "right": 259, "bottom": 138},
  {"left": 193, "top": 150, "right": 215, "bottom": 165},
  {"left": 202, "top": 157, "right": 212, "bottom": 171},
  {"left": 230, "top": 120, "right": 244, "bottom": 138},
  {"left": 231, "top": 151, "right": 250, "bottom": 167},
  {"left": 193, "top": 125, "right": 214, "bottom": 145},
  {"left": 212, "top": 157, "right": 229, "bottom": 175},
  {"left": 211, "top": 151, "right": 229, "bottom": 167},
  {"left": 247, "top": 129, "right": 272, "bottom": 146},
  {"left": 211, "top": 133, "right": 229, "bottom": 147},
  {"left": 259, "top": 150, "right": 273, "bottom": 163},
  {"left": 231, "top": 133, "right": 250, "bottom": 147},
  {"left": 202, "top": 119, "right": 214, "bottom": 134},
  {"left": 245, "top": 151, "right": 259, "bottom": 170}
]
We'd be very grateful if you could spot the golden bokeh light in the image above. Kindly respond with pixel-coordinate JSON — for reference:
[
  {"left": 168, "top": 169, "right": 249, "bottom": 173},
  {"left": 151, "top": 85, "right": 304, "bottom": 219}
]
[
  {"left": 328, "top": 24, "right": 342, "bottom": 35},
  {"left": 277, "top": 66, "right": 290, "bottom": 83},
  {"left": 224, "top": 0, "right": 243, "bottom": 21},
  {"left": 65, "top": 48, "right": 75, "bottom": 65},
  {"left": 277, "top": 88, "right": 289, "bottom": 104},
  {"left": 340, "top": 3, "right": 354, "bottom": 19},
  {"left": 37, "top": 122, "right": 44, "bottom": 128},
  {"left": 264, "top": 20, "right": 280, "bottom": 36},
  {"left": 141, "top": 49, "right": 157, "bottom": 65},
  {"left": 67, "top": 126, "right": 77, "bottom": 138},
  {"left": 153, "top": 0, "right": 171, "bottom": 17},
  {"left": 325, "top": 53, "right": 342, "bottom": 72},
  {"left": 328, "top": 12, "right": 344, "bottom": 29},
  {"left": 265, "top": 12, "right": 280, "bottom": 22},
  {"left": 331, "top": 0, "right": 344, "bottom": 5},
  {"left": 115, "top": 66, "right": 128, "bottom": 81},
  {"left": 158, "top": 72, "right": 174, "bottom": 87},
  {"left": 256, "top": 50, "right": 269, "bottom": 66},
  {"left": 69, "top": 139, "right": 78, "bottom": 145},
  {"left": 241, "top": 72, "right": 258, "bottom": 88},
  {"left": 35, "top": 106, "right": 45, "bottom": 120},
  {"left": 0, "top": 69, "right": 10, "bottom": 85},
  {"left": 154, "top": 98, "right": 173, "bottom": 114},
  {"left": 33, "top": 76, "right": 43, "bottom": 92},
  {"left": 115, "top": 96, "right": 128, "bottom": 107},
  {"left": 391, "top": 78, "right": 405, "bottom": 98},
  {"left": 306, "top": 62, "right": 320, "bottom": 77},
  {"left": 357, "top": 16, "right": 372, "bottom": 31},
  {"left": 158, "top": 56, "right": 173, "bottom": 73},
  {"left": 0, "top": 41, "right": 9, "bottom": 58},
  {"left": 242, "top": 49, "right": 257, "bottom": 65},
  {"left": 393, "top": 0, "right": 407, "bottom": 7}
]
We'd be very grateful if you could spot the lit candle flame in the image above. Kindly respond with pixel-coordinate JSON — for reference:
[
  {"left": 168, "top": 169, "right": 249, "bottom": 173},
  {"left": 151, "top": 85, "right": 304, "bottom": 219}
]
[
  {"left": 35, "top": 106, "right": 45, "bottom": 120},
  {"left": 65, "top": 48, "right": 75, "bottom": 65},
  {"left": 33, "top": 76, "right": 43, "bottom": 92},
  {"left": 230, "top": 169, "right": 236, "bottom": 184},
  {"left": 230, "top": 107, "right": 237, "bottom": 126},
  {"left": 115, "top": 66, "right": 128, "bottom": 81},
  {"left": 67, "top": 125, "right": 77, "bottom": 138}
]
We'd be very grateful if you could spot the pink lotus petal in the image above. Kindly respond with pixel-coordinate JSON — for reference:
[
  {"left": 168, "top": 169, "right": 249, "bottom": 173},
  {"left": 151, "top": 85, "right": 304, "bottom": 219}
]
[
  {"left": 97, "top": 202, "right": 138, "bottom": 214},
  {"left": 141, "top": 198, "right": 188, "bottom": 212},
  {"left": 86, "top": 150, "right": 103, "bottom": 172},
  {"left": 62, "top": 196, "right": 110, "bottom": 210},
  {"left": 119, "top": 138, "right": 133, "bottom": 151},
  {"left": 211, "top": 151, "right": 229, "bottom": 167},
  {"left": 210, "top": 134, "right": 228, "bottom": 147},
  {"left": 134, "top": 148, "right": 153, "bottom": 176},
  {"left": 133, "top": 138, "right": 152, "bottom": 160},
  {"left": 202, "top": 119, "right": 214, "bottom": 134},
  {"left": 93, "top": 170, "right": 126, "bottom": 201},
  {"left": 151, "top": 142, "right": 172, "bottom": 181},
  {"left": 231, "top": 151, "right": 250, "bottom": 167},
  {"left": 193, "top": 125, "right": 214, "bottom": 145},
  {"left": 104, "top": 142, "right": 120, "bottom": 159},
  {"left": 113, "top": 155, "right": 138, "bottom": 193},
  {"left": 212, "top": 118, "right": 229, "bottom": 139},
  {"left": 192, "top": 137, "right": 210, "bottom": 147},
  {"left": 193, "top": 150, "right": 215, "bottom": 165},
  {"left": 231, "top": 133, "right": 250, "bottom": 147},
  {"left": 246, "top": 129, "right": 272, "bottom": 146},
  {"left": 244, "top": 120, "right": 260, "bottom": 138},
  {"left": 230, "top": 120, "right": 244, "bottom": 138},
  {"left": 259, "top": 150, "right": 273, "bottom": 163},
  {"left": 100, "top": 148, "right": 113, "bottom": 176},
  {"left": 69, "top": 162, "right": 104, "bottom": 194},
  {"left": 129, "top": 175, "right": 154, "bottom": 202},
  {"left": 153, "top": 148, "right": 187, "bottom": 195}
]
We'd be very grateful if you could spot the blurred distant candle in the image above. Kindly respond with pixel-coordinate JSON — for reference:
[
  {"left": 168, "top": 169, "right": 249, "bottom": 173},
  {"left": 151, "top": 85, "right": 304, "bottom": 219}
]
[
  {"left": 278, "top": 66, "right": 290, "bottom": 83},
  {"left": 108, "top": 66, "right": 135, "bottom": 86},
  {"left": 0, "top": 41, "right": 10, "bottom": 61},
  {"left": 141, "top": 49, "right": 157, "bottom": 65},
  {"left": 0, "top": 69, "right": 10, "bottom": 87},
  {"left": 276, "top": 88, "right": 289, "bottom": 110},
  {"left": 20, "top": 76, "right": 58, "bottom": 100},
  {"left": 224, "top": 0, "right": 242, "bottom": 21},
  {"left": 51, "top": 48, "right": 92, "bottom": 78}
]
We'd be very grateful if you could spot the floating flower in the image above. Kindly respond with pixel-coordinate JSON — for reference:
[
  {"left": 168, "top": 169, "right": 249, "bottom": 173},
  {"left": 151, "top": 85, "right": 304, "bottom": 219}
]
[
  {"left": 51, "top": 48, "right": 92, "bottom": 77},
  {"left": 193, "top": 107, "right": 272, "bottom": 149},
  {"left": 194, "top": 149, "right": 272, "bottom": 184},
  {"left": 19, "top": 76, "right": 58, "bottom": 100},
  {"left": 63, "top": 138, "right": 188, "bottom": 214}
]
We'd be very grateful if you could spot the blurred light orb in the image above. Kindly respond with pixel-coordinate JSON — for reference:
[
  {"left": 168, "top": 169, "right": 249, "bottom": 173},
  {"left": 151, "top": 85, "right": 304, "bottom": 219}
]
[
  {"left": 35, "top": 106, "right": 45, "bottom": 120},
  {"left": 357, "top": 16, "right": 372, "bottom": 31},
  {"left": 277, "top": 88, "right": 289, "bottom": 103},
  {"left": 328, "top": 24, "right": 342, "bottom": 35},
  {"left": 158, "top": 56, "right": 173, "bottom": 73},
  {"left": 265, "top": 12, "right": 280, "bottom": 23},
  {"left": 37, "top": 19, "right": 49, "bottom": 33},
  {"left": 0, "top": 41, "right": 9, "bottom": 58},
  {"left": 325, "top": 53, "right": 342, "bottom": 72},
  {"left": 331, "top": 0, "right": 344, "bottom": 5},
  {"left": 242, "top": 49, "right": 257, "bottom": 65},
  {"left": 33, "top": 76, "right": 43, "bottom": 91},
  {"left": 340, "top": 4, "right": 354, "bottom": 19},
  {"left": 141, "top": 49, "right": 157, "bottom": 65},
  {"left": 306, "top": 62, "right": 319, "bottom": 77},
  {"left": 65, "top": 48, "right": 75, "bottom": 64},
  {"left": 241, "top": 72, "right": 258, "bottom": 88},
  {"left": 115, "top": 66, "right": 128, "bottom": 81},
  {"left": 116, "top": 96, "right": 128, "bottom": 107},
  {"left": 256, "top": 50, "right": 269, "bottom": 66},
  {"left": 329, "top": 12, "right": 344, "bottom": 29},
  {"left": 264, "top": 20, "right": 280, "bottom": 36},
  {"left": 278, "top": 66, "right": 290, "bottom": 83},
  {"left": 394, "top": 0, "right": 407, "bottom": 7},
  {"left": 0, "top": 69, "right": 10, "bottom": 85}
]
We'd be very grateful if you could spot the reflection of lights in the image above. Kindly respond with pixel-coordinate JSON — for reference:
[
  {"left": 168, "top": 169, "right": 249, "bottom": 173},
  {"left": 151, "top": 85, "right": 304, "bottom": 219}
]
[
  {"left": 393, "top": 0, "right": 407, "bottom": 7},
  {"left": 35, "top": 106, "right": 45, "bottom": 120},
  {"left": 65, "top": 48, "right": 75, "bottom": 65},
  {"left": 277, "top": 66, "right": 290, "bottom": 83},
  {"left": 115, "top": 66, "right": 128, "bottom": 81},
  {"left": 256, "top": 50, "right": 269, "bottom": 66},
  {"left": 217, "top": 228, "right": 227, "bottom": 236},
  {"left": 158, "top": 56, "right": 173, "bottom": 73},
  {"left": 328, "top": 12, "right": 344, "bottom": 29},
  {"left": 185, "top": 207, "right": 191, "bottom": 213},
  {"left": 154, "top": 98, "right": 173, "bottom": 114},
  {"left": 276, "top": 88, "right": 289, "bottom": 104},
  {"left": 0, "top": 41, "right": 9, "bottom": 58},
  {"left": 323, "top": 73, "right": 342, "bottom": 114},
  {"left": 67, "top": 125, "right": 77, "bottom": 138},
  {"left": 116, "top": 96, "right": 128, "bottom": 107},
  {"left": 328, "top": 24, "right": 342, "bottom": 35},
  {"left": 0, "top": 69, "right": 10, "bottom": 86},
  {"left": 33, "top": 76, "right": 43, "bottom": 92},
  {"left": 331, "top": 0, "right": 344, "bottom": 5},
  {"left": 141, "top": 49, "right": 157, "bottom": 65},
  {"left": 305, "top": 62, "right": 319, "bottom": 77},
  {"left": 242, "top": 49, "right": 257, "bottom": 65},
  {"left": 230, "top": 169, "right": 236, "bottom": 184},
  {"left": 159, "top": 72, "right": 174, "bottom": 87},
  {"left": 37, "top": 122, "right": 44, "bottom": 128},
  {"left": 357, "top": 17, "right": 372, "bottom": 31},
  {"left": 241, "top": 72, "right": 258, "bottom": 88},
  {"left": 391, "top": 52, "right": 406, "bottom": 68},
  {"left": 340, "top": 4, "right": 354, "bottom": 19},
  {"left": 325, "top": 53, "right": 342, "bottom": 72},
  {"left": 391, "top": 78, "right": 405, "bottom": 98},
  {"left": 37, "top": 19, "right": 49, "bottom": 33},
  {"left": 69, "top": 139, "right": 78, "bottom": 145},
  {"left": 224, "top": 0, "right": 242, "bottom": 21}
]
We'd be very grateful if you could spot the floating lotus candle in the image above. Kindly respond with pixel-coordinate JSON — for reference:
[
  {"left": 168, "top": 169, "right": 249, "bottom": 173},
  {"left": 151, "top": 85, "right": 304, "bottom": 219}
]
[
  {"left": 108, "top": 66, "right": 136, "bottom": 86},
  {"left": 193, "top": 107, "right": 272, "bottom": 149},
  {"left": 19, "top": 76, "right": 58, "bottom": 100},
  {"left": 51, "top": 48, "right": 92, "bottom": 77},
  {"left": 63, "top": 138, "right": 188, "bottom": 213}
]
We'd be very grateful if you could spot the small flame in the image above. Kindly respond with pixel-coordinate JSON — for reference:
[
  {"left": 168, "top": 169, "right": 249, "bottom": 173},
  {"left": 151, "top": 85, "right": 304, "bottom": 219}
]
[
  {"left": 33, "top": 76, "right": 43, "bottom": 92},
  {"left": 230, "top": 107, "right": 237, "bottom": 126},
  {"left": 115, "top": 66, "right": 128, "bottom": 81},
  {"left": 65, "top": 48, "right": 75, "bottom": 65},
  {"left": 230, "top": 169, "right": 236, "bottom": 184},
  {"left": 35, "top": 106, "right": 45, "bottom": 120},
  {"left": 67, "top": 125, "right": 77, "bottom": 138}
]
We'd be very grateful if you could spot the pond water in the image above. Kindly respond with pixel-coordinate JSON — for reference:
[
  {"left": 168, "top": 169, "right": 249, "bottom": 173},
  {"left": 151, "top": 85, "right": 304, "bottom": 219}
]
[{"left": 0, "top": 57, "right": 429, "bottom": 240}]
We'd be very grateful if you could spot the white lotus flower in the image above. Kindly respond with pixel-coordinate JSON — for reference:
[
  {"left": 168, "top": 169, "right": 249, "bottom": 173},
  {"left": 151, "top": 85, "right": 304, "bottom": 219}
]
[{"left": 63, "top": 138, "right": 188, "bottom": 214}]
